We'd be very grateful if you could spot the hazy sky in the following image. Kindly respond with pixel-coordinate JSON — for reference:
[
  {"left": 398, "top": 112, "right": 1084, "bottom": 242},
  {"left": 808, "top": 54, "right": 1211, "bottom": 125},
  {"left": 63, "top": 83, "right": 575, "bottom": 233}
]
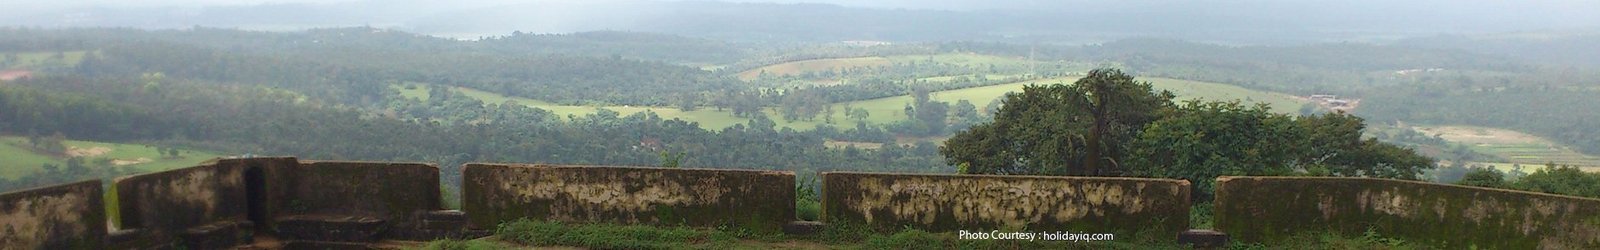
[
  {"left": 13, "top": 0, "right": 1600, "bottom": 11},
  {"left": 7, "top": 0, "right": 1599, "bottom": 42}
]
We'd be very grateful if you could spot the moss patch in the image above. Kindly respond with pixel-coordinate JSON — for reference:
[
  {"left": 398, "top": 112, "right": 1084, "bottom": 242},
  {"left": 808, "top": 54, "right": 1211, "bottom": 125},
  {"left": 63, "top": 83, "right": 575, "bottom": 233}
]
[{"left": 1216, "top": 176, "right": 1600, "bottom": 249}]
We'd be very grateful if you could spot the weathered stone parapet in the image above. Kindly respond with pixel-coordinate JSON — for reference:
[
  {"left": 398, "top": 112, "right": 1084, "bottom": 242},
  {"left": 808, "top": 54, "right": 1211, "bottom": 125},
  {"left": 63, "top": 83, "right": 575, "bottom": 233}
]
[
  {"left": 462, "top": 164, "right": 796, "bottom": 233},
  {"left": 288, "top": 161, "right": 442, "bottom": 223},
  {"left": 820, "top": 172, "right": 1191, "bottom": 237},
  {"left": 1215, "top": 176, "right": 1600, "bottom": 249},
  {"left": 0, "top": 180, "right": 106, "bottom": 249},
  {"left": 114, "top": 160, "right": 249, "bottom": 235}
]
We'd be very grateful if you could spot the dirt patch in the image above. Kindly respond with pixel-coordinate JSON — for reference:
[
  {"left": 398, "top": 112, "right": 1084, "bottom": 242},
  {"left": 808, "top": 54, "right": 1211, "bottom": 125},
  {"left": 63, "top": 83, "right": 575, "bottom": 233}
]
[
  {"left": 0, "top": 70, "right": 32, "bottom": 81},
  {"left": 64, "top": 146, "right": 111, "bottom": 158},
  {"left": 1412, "top": 126, "right": 1545, "bottom": 145},
  {"left": 111, "top": 158, "right": 152, "bottom": 166},
  {"left": 735, "top": 239, "right": 832, "bottom": 249}
]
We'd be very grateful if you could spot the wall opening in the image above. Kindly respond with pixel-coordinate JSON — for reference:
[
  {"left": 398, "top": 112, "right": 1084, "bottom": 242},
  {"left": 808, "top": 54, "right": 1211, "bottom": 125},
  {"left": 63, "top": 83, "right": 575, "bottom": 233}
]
[{"left": 245, "top": 166, "right": 267, "bottom": 231}]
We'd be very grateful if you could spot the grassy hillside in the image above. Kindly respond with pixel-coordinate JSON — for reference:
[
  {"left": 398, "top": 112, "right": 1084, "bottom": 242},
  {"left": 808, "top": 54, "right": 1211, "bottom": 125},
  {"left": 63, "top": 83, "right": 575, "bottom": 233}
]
[
  {"left": 0, "top": 136, "right": 224, "bottom": 179},
  {"left": 1147, "top": 77, "right": 1307, "bottom": 113},
  {"left": 735, "top": 53, "right": 1045, "bottom": 82},
  {"left": 1413, "top": 125, "right": 1600, "bottom": 170},
  {"left": 399, "top": 75, "right": 1308, "bottom": 132},
  {"left": 736, "top": 57, "right": 892, "bottom": 81},
  {"left": 395, "top": 84, "right": 761, "bottom": 129},
  {"left": 885, "top": 53, "right": 1033, "bottom": 68}
]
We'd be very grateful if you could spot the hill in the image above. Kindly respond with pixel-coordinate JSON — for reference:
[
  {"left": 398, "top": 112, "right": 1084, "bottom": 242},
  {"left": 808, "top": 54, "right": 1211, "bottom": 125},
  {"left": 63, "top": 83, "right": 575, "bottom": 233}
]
[{"left": 401, "top": 75, "right": 1308, "bottom": 131}]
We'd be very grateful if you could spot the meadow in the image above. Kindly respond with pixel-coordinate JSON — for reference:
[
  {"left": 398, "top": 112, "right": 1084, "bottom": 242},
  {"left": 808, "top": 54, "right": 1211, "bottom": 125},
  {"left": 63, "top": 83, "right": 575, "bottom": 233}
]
[
  {"left": 1412, "top": 125, "right": 1600, "bottom": 171},
  {"left": 0, "top": 136, "right": 225, "bottom": 179},
  {"left": 735, "top": 57, "right": 892, "bottom": 81}
]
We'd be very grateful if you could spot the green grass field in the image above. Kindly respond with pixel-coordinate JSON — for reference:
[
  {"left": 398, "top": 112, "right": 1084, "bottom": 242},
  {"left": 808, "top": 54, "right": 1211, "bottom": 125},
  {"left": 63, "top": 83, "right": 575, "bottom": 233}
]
[
  {"left": 1146, "top": 77, "right": 1307, "bottom": 113},
  {"left": 0, "top": 51, "right": 91, "bottom": 69},
  {"left": 393, "top": 84, "right": 763, "bottom": 129},
  {"left": 736, "top": 57, "right": 892, "bottom": 81},
  {"left": 1411, "top": 125, "right": 1600, "bottom": 169},
  {"left": 1473, "top": 143, "right": 1600, "bottom": 167},
  {"left": 0, "top": 136, "right": 224, "bottom": 180}
]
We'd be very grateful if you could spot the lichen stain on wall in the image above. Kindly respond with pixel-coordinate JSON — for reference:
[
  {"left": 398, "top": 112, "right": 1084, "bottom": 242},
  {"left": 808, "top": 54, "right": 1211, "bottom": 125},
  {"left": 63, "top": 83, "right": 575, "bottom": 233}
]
[
  {"left": 0, "top": 192, "right": 87, "bottom": 249},
  {"left": 487, "top": 166, "right": 731, "bottom": 223},
  {"left": 1217, "top": 177, "right": 1600, "bottom": 249},
  {"left": 140, "top": 166, "right": 236, "bottom": 221},
  {"left": 1358, "top": 188, "right": 1415, "bottom": 218},
  {"left": 847, "top": 175, "right": 1158, "bottom": 229}
]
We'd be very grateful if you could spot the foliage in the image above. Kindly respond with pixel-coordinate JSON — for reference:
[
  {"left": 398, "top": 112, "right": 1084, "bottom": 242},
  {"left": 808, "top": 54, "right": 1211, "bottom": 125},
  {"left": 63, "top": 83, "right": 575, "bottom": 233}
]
[
  {"left": 658, "top": 150, "right": 686, "bottom": 168},
  {"left": 1513, "top": 165, "right": 1600, "bottom": 198},
  {"left": 1455, "top": 168, "right": 1509, "bottom": 189},
  {"left": 0, "top": 160, "right": 131, "bottom": 192},
  {"left": 1128, "top": 101, "right": 1303, "bottom": 200},
  {"left": 1444, "top": 165, "right": 1600, "bottom": 198},
  {"left": 942, "top": 69, "right": 1173, "bottom": 175},
  {"left": 1298, "top": 113, "right": 1435, "bottom": 180},
  {"left": 795, "top": 175, "right": 821, "bottom": 221},
  {"left": 1190, "top": 202, "right": 1215, "bottom": 229}
]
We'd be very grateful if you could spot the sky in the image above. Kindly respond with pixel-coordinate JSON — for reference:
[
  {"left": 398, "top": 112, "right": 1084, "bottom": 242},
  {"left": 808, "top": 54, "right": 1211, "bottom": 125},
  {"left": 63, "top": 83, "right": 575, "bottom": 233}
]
[
  {"left": 11, "top": 0, "right": 1600, "bottom": 11},
  {"left": 5, "top": 0, "right": 1599, "bottom": 43}
]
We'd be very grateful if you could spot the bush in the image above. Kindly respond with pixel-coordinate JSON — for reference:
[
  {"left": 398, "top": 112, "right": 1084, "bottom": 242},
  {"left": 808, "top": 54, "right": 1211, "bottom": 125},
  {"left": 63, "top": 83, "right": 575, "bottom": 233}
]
[
  {"left": 419, "top": 239, "right": 504, "bottom": 250},
  {"left": 1455, "top": 168, "right": 1507, "bottom": 188},
  {"left": 796, "top": 175, "right": 821, "bottom": 221}
]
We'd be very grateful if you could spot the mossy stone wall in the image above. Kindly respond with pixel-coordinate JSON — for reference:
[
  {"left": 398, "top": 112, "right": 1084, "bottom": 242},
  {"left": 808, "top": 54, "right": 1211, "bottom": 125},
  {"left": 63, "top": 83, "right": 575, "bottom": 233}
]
[
  {"left": 820, "top": 172, "right": 1191, "bottom": 237},
  {"left": 114, "top": 161, "right": 248, "bottom": 233},
  {"left": 1215, "top": 176, "right": 1600, "bottom": 249},
  {"left": 288, "top": 161, "right": 442, "bottom": 224},
  {"left": 462, "top": 164, "right": 795, "bottom": 233},
  {"left": 0, "top": 180, "right": 106, "bottom": 249}
]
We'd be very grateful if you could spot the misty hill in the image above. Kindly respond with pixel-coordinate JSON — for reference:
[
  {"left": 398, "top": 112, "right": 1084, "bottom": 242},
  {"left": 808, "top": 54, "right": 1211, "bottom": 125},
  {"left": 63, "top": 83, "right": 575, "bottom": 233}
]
[
  {"left": 8, "top": 0, "right": 1600, "bottom": 44},
  {"left": 1395, "top": 30, "right": 1600, "bottom": 66}
]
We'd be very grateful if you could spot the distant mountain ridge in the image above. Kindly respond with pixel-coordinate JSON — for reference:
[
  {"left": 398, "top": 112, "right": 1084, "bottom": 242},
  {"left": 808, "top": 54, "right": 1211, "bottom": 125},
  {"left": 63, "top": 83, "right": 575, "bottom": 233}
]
[{"left": 7, "top": 0, "right": 1599, "bottom": 45}]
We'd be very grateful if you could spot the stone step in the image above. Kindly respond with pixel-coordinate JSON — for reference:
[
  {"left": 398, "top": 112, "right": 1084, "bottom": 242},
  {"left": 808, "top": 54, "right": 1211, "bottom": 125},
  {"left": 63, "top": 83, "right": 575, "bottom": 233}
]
[
  {"left": 182, "top": 220, "right": 254, "bottom": 250},
  {"left": 281, "top": 240, "right": 375, "bottom": 250},
  {"left": 274, "top": 215, "right": 387, "bottom": 243},
  {"left": 783, "top": 221, "right": 826, "bottom": 235}
]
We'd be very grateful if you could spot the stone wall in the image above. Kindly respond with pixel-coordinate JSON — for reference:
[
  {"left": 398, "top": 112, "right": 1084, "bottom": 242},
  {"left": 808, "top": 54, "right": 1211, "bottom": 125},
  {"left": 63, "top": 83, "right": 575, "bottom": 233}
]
[
  {"left": 106, "top": 158, "right": 456, "bottom": 247},
  {"left": 821, "top": 172, "right": 1191, "bottom": 237},
  {"left": 1215, "top": 176, "right": 1600, "bottom": 249},
  {"left": 462, "top": 164, "right": 795, "bottom": 233},
  {"left": 0, "top": 180, "right": 105, "bottom": 249},
  {"left": 285, "top": 161, "right": 441, "bottom": 224},
  {"left": 114, "top": 160, "right": 248, "bottom": 234}
]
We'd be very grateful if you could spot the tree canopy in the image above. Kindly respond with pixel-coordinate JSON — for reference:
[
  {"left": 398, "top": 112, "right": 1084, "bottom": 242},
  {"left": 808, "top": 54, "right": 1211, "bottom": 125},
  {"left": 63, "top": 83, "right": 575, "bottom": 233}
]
[
  {"left": 943, "top": 68, "right": 1435, "bottom": 200},
  {"left": 941, "top": 68, "right": 1173, "bottom": 175}
]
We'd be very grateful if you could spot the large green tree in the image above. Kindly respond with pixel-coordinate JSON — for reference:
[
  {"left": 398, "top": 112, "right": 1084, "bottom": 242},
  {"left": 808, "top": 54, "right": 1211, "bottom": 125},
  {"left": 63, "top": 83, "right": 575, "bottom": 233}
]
[
  {"left": 941, "top": 68, "right": 1173, "bottom": 175},
  {"left": 1127, "top": 101, "right": 1306, "bottom": 198},
  {"left": 1127, "top": 102, "right": 1435, "bottom": 200},
  {"left": 1295, "top": 112, "right": 1433, "bottom": 179}
]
